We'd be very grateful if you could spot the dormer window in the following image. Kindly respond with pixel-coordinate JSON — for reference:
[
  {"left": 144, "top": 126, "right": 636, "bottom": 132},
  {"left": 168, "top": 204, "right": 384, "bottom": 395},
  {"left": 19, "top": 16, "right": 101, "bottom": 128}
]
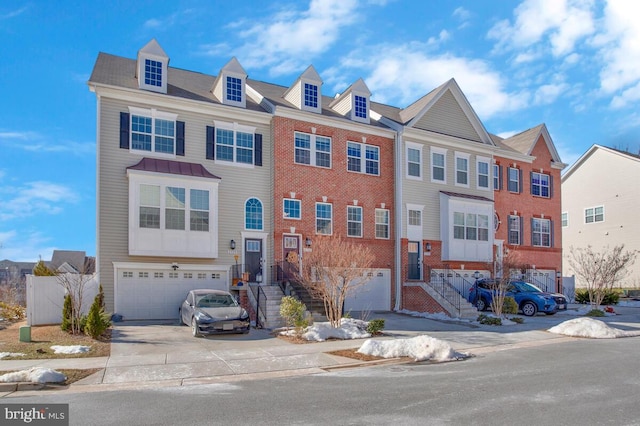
[
  {"left": 354, "top": 95, "right": 367, "bottom": 119},
  {"left": 226, "top": 76, "right": 243, "bottom": 103},
  {"left": 212, "top": 57, "right": 248, "bottom": 108},
  {"left": 136, "top": 39, "right": 169, "bottom": 94},
  {"left": 144, "top": 59, "right": 163, "bottom": 87},
  {"left": 304, "top": 83, "right": 318, "bottom": 109}
]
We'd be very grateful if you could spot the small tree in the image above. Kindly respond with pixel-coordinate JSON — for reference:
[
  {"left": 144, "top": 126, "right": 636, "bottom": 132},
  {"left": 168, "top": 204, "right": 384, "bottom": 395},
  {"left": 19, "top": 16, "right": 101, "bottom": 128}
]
[
  {"left": 33, "top": 260, "right": 56, "bottom": 276},
  {"left": 279, "top": 296, "right": 308, "bottom": 332},
  {"left": 85, "top": 292, "right": 111, "bottom": 339},
  {"left": 61, "top": 293, "right": 72, "bottom": 332},
  {"left": 56, "top": 265, "right": 95, "bottom": 335},
  {"left": 568, "top": 244, "right": 637, "bottom": 308},
  {"left": 488, "top": 249, "right": 525, "bottom": 317},
  {"left": 294, "top": 235, "right": 375, "bottom": 328}
]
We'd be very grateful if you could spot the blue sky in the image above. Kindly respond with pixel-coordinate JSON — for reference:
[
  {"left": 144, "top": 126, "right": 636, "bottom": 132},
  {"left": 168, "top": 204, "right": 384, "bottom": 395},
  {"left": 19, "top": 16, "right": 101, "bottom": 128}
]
[{"left": 1, "top": 0, "right": 640, "bottom": 261}]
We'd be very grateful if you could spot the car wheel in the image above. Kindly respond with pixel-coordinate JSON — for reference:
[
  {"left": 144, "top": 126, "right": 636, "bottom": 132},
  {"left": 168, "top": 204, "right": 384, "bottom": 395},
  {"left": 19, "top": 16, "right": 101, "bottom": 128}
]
[
  {"left": 191, "top": 317, "right": 201, "bottom": 337},
  {"left": 476, "top": 298, "right": 488, "bottom": 311},
  {"left": 521, "top": 301, "right": 538, "bottom": 316}
]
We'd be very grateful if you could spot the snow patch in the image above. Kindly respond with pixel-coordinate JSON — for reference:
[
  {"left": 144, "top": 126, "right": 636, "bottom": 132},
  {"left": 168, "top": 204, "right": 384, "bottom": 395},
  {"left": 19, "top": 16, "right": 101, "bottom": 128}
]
[
  {"left": 50, "top": 345, "right": 91, "bottom": 354},
  {"left": 300, "top": 318, "right": 371, "bottom": 342},
  {"left": 548, "top": 317, "right": 628, "bottom": 338},
  {"left": 0, "top": 367, "right": 66, "bottom": 384},
  {"left": 358, "top": 335, "right": 467, "bottom": 362},
  {"left": 0, "top": 352, "right": 25, "bottom": 359}
]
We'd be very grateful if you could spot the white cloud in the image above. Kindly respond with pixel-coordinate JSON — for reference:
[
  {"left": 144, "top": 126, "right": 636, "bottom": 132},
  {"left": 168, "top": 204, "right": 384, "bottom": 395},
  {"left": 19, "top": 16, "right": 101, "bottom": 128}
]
[
  {"left": 337, "top": 44, "right": 529, "bottom": 119},
  {"left": 488, "top": 0, "right": 596, "bottom": 57},
  {"left": 452, "top": 6, "right": 471, "bottom": 28},
  {"left": 0, "top": 181, "right": 77, "bottom": 221},
  {"left": 427, "top": 30, "right": 450, "bottom": 46},
  {"left": 0, "top": 6, "right": 28, "bottom": 20},
  {"left": 596, "top": 0, "right": 640, "bottom": 98},
  {"left": 201, "top": 0, "right": 361, "bottom": 75},
  {"left": 0, "top": 130, "right": 93, "bottom": 155},
  {"left": 0, "top": 231, "right": 56, "bottom": 263},
  {"left": 533, "top": 82, "right": 569, "bottom": 105}
]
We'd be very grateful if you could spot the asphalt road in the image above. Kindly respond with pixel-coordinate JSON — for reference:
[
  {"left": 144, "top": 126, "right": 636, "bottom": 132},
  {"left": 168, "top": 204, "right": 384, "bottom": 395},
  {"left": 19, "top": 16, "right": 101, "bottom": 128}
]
[{"left": 6, "top": 335, "right": 640, "bottom": 426}]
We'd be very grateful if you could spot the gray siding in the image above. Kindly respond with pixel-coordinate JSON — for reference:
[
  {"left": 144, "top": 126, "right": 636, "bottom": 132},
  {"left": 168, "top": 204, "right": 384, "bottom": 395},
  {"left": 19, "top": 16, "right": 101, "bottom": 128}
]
[
  {"left": 413, "top": 91, "right": 482, "bottom": 142},
  {"left": 97, "top": 95, "right": 272, "bottom": 311}
]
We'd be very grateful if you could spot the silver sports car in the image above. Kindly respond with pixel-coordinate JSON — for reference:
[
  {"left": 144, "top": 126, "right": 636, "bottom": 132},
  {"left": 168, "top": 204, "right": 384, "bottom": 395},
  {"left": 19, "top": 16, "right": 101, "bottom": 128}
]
[{"left": 179, "top": 289, "right": 250, "bottom": 337}]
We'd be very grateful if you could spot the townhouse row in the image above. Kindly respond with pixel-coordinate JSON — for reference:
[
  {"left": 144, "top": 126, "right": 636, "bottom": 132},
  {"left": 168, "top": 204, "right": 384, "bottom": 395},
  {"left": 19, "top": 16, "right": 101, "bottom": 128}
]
[{"left": 88, "top": 40, "right": 565, "bottom": 320}]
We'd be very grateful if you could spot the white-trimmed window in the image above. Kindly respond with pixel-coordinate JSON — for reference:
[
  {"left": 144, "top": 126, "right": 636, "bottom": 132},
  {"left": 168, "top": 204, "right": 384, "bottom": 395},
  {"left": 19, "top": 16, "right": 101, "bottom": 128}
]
[
  {"left": 455, "top": 152, "right": 469, "bottom": 186},
  {"left": 226, "top": 76, "right": 242, "bottom": 103},
  {"left": 477, "top": 157, "right": 490, "bottom": 190},
  {"left": 532, "top": 218, "right": 551, "bottom": 247},
  {"left": 508, "top": 167, "right": 520, "bottom": 192},
  {"left": 531, "top": 172, "right": 551, "bottom": 197},
  {"left": 375, "top": 209, "right": 390, "bottom": 239},
  {"left": 144, "top": 59, "right": 163, "bottom": 88},
  {"left": 214, "top": 121, "right": 255, "bottom": 165},
  {"left": 561, "top": 212, "right": 568, "bottom": 227},
  {"left": 493, "top": 164, "right": 501, "bottom": 190},
  {"left": 304, "top": 83, "right": 318, "bottom": 109},
  {"left": 508, "top": 215, "right": 521, "bottom": 245},
  {"left": 316, "top": 202, "right": 333, "bottom": 235},
  {"left": 453, "top": 212, "right": 489, "bottom": 241},
  {"left": 295, "top": 132, "right": 331, "bottom": 168},
  {"left": 138, "top": 184, "right": 210, "bottom": 232},
  {"left": 406, "top": 143, "right": 422, "bottom": 179},
  {"left": 283, "top": 198, "right": 301, "bottom": 220},
  {"left": 585, "top": 206, "right": 604, "bottom": 223},
  {"left": 354, "top": 95, "right": 367, "bottom": 119},
  {"left": 431, "top": 147, "right": 446, "bottom": 183},
  {"left": 408, "top": 209, "right": 421, "bottom": 227},
  {"left": 347, "top": 142, "right": 379, "bottom": 175},
  {"left": 129, "top": 107, "right": 177, "bottom": 155},
  {"left": 347, "top": 206, "right": 363, "bottom": 237},
  {"left": 245, "top": 198, "right": 263, "bottom": 230}
]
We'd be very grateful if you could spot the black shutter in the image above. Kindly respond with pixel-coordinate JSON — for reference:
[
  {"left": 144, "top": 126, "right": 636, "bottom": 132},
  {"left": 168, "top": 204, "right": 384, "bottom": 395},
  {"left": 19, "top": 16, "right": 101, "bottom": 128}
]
[
  {"left": 498, "top": 165, "right": 503, "bottom": 190},
  {"left": 176, "top": 121, "right": 185, "bottom": 156},
  {"left": 549, "top": 175, "right": 554, "bottom": 198},
  {"left": 519, "top": 216, "right": 523, "bottom": 245},
  {"left": 550, "top": 220, "right": 554, "bottom": 248},
  {"left": 529, "top": 171, "right": 534, "bottom": 195},
  {"left": 206, "top": 126, "right": 215, "bottom": 160},
  {"left": 254, "top": 134, "right": 262, "bottom": 166},
  {"left": 119, "top": 112, "right": 130, "bottom": 149}
]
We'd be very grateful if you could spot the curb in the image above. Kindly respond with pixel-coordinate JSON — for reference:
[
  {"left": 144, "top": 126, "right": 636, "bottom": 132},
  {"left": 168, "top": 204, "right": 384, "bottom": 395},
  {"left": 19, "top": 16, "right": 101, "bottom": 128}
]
[{"left": 0, "top": 382, "right": 46, "bottom": 392}]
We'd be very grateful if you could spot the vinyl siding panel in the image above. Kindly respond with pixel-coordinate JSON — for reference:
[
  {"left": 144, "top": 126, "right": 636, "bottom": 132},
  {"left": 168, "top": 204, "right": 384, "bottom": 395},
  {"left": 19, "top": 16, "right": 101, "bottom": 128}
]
[
  {"left": 97, "top": 95, "right": 272, "bottom": 312},
  {"left": 562, "top": 148, "right": 640, "bottom": 285},
  {"left": 283, "top": 82, "right": 302, "bottom": 109},
  {"left": 413, "top": 91, "right": 482, "bottom": 143}
]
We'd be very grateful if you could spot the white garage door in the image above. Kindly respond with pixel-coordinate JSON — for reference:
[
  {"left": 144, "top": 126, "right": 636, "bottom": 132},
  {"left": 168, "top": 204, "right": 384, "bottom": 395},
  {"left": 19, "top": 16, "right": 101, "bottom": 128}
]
[
  {"left": 344, "top": 269, "right": 391, "bottom": 312},
  {"left": 115, "top": 268, "right": 227, "bottom": 320}
]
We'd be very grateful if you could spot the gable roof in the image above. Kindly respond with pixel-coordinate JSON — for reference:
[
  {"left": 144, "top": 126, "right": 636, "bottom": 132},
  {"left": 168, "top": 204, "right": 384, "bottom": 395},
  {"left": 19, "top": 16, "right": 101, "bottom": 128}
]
[
  {"left": 501, "top": 123, "right": 563, "bottom": 164},
  {"left": 50, "top": 250, "right": 95, "bottom": 274},
  {"left": 562, "top": 144, "right": 640, "bottom": 182},
  {"left": 137, "top": 38, "right": 168, "bottom": 59},
  {"left": 127, "top": 158, "right": 221, "bottom": 179},
  {"left": 398, "top": 78, "right": 493, "bottom": 145}
]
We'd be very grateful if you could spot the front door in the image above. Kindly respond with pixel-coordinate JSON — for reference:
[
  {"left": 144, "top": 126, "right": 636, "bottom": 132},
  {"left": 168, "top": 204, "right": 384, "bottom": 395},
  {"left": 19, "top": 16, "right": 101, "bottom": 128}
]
[
  {"left": 245, "top": 239, "right": 262, "bottom": 283},
  {"left": 282, "top": 235, "right": 301, "bottom": 281},
  {"left": 408, "top": 241, "right": 420, "bottom": 280}
]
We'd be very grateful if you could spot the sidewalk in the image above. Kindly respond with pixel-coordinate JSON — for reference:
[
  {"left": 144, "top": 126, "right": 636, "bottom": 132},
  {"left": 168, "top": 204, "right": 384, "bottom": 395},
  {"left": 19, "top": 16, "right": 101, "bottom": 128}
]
[{"left": 2, "top": 307, "right": 639, "bottom": 395}]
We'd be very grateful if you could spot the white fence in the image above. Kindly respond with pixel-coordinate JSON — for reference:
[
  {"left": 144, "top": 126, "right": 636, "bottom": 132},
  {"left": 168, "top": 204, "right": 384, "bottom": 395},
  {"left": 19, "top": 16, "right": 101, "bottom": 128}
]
[{"left": 25, "top": 274, "right": 99, "bottom": 326}]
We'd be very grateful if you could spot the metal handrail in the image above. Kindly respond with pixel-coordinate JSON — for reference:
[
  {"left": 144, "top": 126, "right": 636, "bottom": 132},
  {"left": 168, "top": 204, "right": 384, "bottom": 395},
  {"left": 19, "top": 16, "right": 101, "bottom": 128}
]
[{"left": 250, "top": 284, "right": 268, "bottom": 329}]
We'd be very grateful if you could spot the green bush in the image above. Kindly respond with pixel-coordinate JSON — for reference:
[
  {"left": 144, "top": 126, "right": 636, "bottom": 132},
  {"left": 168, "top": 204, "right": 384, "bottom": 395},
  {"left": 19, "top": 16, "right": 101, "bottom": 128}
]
[
  {"left": 477, "top": 314, "right": 502, "bottom": 325},
  {"left": 84, "top": 293, "right": 111, "bottom": 339},
  {"left": 509, "top": 317, "right": 524, "bottom": 324},
  {"left": 366, "top": 318, "right": 385, "bottom": 335},
  {"left": 575, "top": 289, "right": 620, "bottom": 305},
  {"left": 280, "top": 296, "right": 307, "bottom": 330},
  {"left": 503, "top": 297, "right": 518, "bottom": 315},
  {"left": 586, "top": 309, "right": 605, "bottom": 317},
  {"left": 61, "top": 294, "right": 72, "bottom": 332}
]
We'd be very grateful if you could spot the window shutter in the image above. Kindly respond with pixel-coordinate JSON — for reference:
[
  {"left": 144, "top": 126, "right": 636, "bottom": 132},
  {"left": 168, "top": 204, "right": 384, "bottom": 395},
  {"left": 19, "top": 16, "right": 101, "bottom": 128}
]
[
  {"left": 499, "top": 165, "right": 503, "bottom": 190},
  {"left": 176, "top": 121, "right": 185, "bottom": 156},
  {"left": 206, "top": 126, "right": 215, "bottom": 160},
  {"left": 530, "top": 217, "right": 534, "bottom": 246},
  {"left": 254, "top": 134, "right": 262, "bottom": 166},
  {"left": 549, "top": 175, "right": 554, "bottom": 198},
  {"left": 120, "top": 112, "right": 130, "bottom": 149},
  {"left": 519, "top": 169, "right": 523, "bottom": 193},
  {"left": 550, "top": 220, "right": 554, "bottom": 247}
]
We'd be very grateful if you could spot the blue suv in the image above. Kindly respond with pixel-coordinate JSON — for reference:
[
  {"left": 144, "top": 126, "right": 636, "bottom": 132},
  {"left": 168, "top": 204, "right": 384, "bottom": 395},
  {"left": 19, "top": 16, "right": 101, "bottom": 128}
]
[{"left": 469, "top": 279, "right": 568, "bottom": 316}]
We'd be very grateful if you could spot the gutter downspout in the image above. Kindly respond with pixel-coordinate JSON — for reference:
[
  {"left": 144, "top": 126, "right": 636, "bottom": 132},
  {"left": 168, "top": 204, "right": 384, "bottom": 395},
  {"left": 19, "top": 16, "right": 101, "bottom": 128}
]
[{"left": 394, "top": 129, "right": 403, "bottom": 311}]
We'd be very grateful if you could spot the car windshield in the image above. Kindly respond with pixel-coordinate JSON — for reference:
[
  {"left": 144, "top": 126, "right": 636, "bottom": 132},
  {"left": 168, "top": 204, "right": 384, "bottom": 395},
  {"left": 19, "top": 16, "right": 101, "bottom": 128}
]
[
  {"left": 511, "top": 282, "right": 543, "bottom": 292},
  {"left": 195, "top": 294, "right": 237, "bottom": 308}
]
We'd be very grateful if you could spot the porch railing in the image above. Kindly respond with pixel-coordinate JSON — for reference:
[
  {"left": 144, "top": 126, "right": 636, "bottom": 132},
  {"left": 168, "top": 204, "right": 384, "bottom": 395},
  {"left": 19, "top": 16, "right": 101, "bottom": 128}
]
[{"left": 249, "top": 284, "right": 268, "bottom": 329}]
